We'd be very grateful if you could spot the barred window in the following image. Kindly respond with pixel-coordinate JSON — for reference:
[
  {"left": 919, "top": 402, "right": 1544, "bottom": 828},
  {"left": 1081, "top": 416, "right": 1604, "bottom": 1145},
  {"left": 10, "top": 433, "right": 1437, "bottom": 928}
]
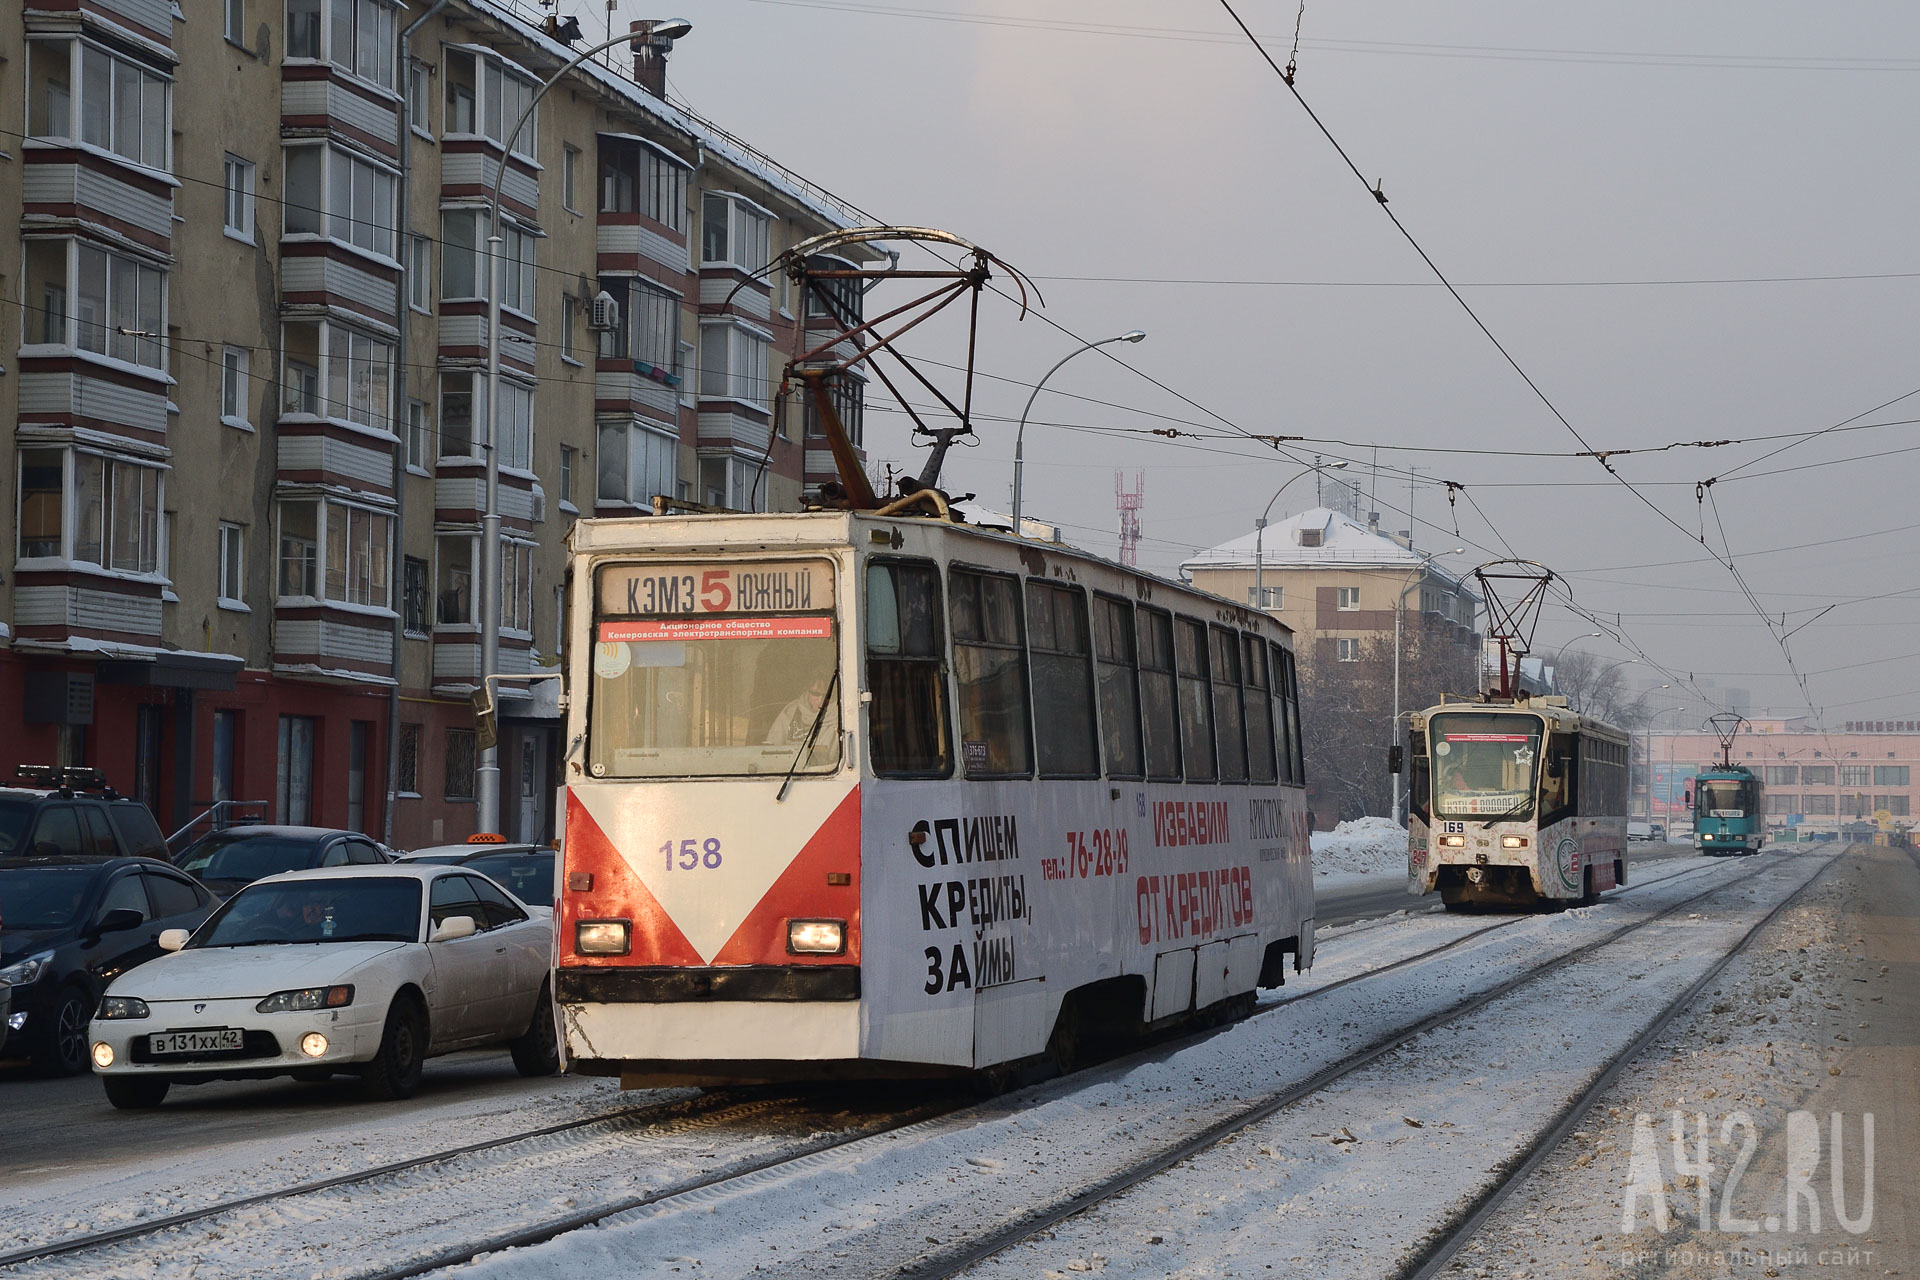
[
  {"left": 444, "top": 728, "right": 476, "bottom": 801},
  {"left": 397, "top": 723, "right": 420, "bottom": 795}
]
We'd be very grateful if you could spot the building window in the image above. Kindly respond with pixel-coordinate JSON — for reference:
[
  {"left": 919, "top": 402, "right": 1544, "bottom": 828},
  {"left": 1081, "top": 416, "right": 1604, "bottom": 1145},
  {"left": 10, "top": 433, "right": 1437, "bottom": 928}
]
[
  {"left": 1336, "top": 586, "right": 1361, "bottom": 610},
  {"left": 402, "top": 556, "right": 429, "bottom": 634},
  {"left": 596, "top": 421, "right": 677, "bottom": 507},
  {"left": 562, "top": 144, "right": 580, "bottom": 211},
  {"left": 397, "top": 722, "right": 420, "bottom": 795},
  {"left": 1336, "top": 637, "right": 1361, "bottom": 661},
  {"left": 285, "top": 0, "right": 397, "bottom": 90},
  {"left": 225, "top": 0, "right": 246, "bottom": 43},
  {"left": 559, "top": 445, "right": 576, "bottom": 508},
  {"left": 23, "top": 239, "right": 168, "bottom": 371},
  {"left": 15, "top": 448, "right": 161, "bottom": 573},
  {"left": 406, "top": 399, "right": 429, "bottom": 471},
  {"left": 598, "top": 136, "right": 689, "bottom": 229},
  {"left": 698, "top": 321, "right": 771, "bottom": 407},
  {"left": 1801, "top": 764, "right": 1834, "bottom": 786},
  {"left": 1840, "top": 764, "right": 1872, "bottom": 788},
  {"left": 407, "top": 234, "right": 432, "bottom": 311},
  {"left": 433, "top": 534, "right": 529, "bottom": 633},
  {"left": 560, "top": 294, "right": 578, "bottom": 362},
  {"left": 223, "top": 155, "right": 256, "bottom": 241},
  {"left": 443, "top": 728, "right": 476, "bottom": 801},
  {"left": 277, "top": 715, "right": 316, "bottom": 825},
  {"left": 441, "top": 46, "right": 537, "bottom": 158},
  {"left": 598, "top": 276, "right": 681, "bottom": 375},
  {"left": 25, "top": 38, "right": 172, "bottom": 170},
  {"left": 406, "top": 58, "right": 429, "bottom": 133},
  {"left": 1878, "top": 794, "right": 1911, "bottom": 816},
  {"left": 701, "top": 193, "right": 771, "bottom": 271},
  {"left": 281, "top": 320, "right": 393, "bottom": 431},
  {"left": 283, "top": 143, "right": 399, "bottom": 259},
  {"left": 436, "top": 534, "right": 474, "bottom": 625},
  {"left": 217, "top": 523, "right": 246, "bottom": 606},
  {"left": 1802, "top": 793, "right": 1835, "bottom": 816},
  {"left": 275, "top": 498, "right": 391, "bottom": 606},
  {"left": 1765, "top": 765, "right": 1798, "bottom": 786},
  {"left": 441, "top": 210, "right": 534, "bottom": 311},
  {"left": 439, "top": 375, "right": 533, "bottom": 469},
  {"left": 500, "top": 540, "right": 533, "bottom": 633},
  {"left": 221, "top": 346, "right": 251, "bottom": 427},
  {"left": 1874, "top": 765, "right": 1909, "bottom": 786},
  {"left": 1248, "top": 585, "right": 1282, "bottom": 609},
  {"left": 697, "top": 453, "right": 768, "bottom": 513}
]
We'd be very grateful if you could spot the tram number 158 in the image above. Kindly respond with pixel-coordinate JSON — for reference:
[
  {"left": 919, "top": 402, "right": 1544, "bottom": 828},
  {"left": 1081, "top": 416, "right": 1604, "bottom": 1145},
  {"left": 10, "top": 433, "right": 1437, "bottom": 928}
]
[{"left": 661, "top": 837, "right": 724, "bottom": 870}]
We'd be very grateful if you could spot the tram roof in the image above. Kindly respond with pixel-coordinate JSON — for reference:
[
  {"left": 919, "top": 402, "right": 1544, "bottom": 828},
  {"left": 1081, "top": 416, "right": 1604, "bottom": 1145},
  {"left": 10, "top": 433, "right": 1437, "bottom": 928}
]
[
  {"left": 569, "top": 510, "right": 1295, "bottom": 637},
  {"left": 1412, "top": 694, "right": 1630, "bottom": 742}
]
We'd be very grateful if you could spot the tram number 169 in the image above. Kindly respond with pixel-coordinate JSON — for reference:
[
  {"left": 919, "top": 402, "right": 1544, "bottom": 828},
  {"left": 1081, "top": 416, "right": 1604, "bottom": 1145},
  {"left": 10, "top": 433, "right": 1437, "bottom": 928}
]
[{"left": 661, "top": 837, "right": 724, "bottom": 870}]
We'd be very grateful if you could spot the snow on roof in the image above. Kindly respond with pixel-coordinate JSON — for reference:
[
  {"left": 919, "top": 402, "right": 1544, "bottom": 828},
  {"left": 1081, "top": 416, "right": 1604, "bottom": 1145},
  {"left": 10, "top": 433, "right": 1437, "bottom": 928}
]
[{"left": 1181, "top": 507, "right": 1479, "bottom": 595}]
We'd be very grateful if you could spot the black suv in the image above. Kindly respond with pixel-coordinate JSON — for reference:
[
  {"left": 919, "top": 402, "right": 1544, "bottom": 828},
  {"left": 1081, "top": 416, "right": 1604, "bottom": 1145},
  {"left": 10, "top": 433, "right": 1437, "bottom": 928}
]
[
  {"left": 0, "top": 856, "right": 216, "bottom": 1074},
  {"left": 0, "top": 768, "right": 170, "bottom": 862}
]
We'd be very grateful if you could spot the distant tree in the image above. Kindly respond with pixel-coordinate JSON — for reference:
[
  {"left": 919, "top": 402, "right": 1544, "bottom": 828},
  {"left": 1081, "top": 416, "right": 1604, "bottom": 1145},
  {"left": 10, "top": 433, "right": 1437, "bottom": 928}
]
[{"left": 1550, "top": 650, "right": 1653, "bottom": 729}]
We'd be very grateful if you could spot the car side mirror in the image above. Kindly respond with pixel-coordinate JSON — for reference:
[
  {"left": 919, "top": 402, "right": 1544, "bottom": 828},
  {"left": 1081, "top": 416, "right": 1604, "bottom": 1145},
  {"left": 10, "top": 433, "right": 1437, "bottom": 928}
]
[
  {"left": 158, "top": 928, "right": 190, "bottom": 952},
  {"left": 430, "top": 914, "right": 477, "bottom": 943},
  {"left": 96, "top": 908, "right": 144, "bottom": 936}
]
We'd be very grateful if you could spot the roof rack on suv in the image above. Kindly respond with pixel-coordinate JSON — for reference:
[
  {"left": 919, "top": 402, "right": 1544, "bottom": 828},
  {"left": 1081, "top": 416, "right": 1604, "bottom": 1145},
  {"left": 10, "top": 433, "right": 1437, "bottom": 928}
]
[{"left": 16, "top": 764, "right": 119, "bottom": 799}]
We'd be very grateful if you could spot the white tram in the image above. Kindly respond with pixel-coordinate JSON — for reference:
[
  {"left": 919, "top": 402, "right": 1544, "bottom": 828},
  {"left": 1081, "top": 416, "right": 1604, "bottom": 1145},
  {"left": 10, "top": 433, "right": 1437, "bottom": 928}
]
[
  {"left": 1406, "top": 695, "right": 1630, "bottom": 910},
  {"left": 554, "top": 510, "right": 1316, "bottom": 1086}
]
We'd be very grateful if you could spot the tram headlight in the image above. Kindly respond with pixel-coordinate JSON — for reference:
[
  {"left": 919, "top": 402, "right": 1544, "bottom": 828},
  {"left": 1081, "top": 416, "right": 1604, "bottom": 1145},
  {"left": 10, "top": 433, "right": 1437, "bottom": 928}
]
[
  {"left": 1500, "top": 835, "right": 1529, "bottom": 849},
  {"left": 1438, "top": 835, "right": 1466, "bottom": 848},
  {"left": 576, "top": 919, "right": 632, "bottom": 955},
  {"left": 787, "top": 919, "right": 846, "bottom": 955}
]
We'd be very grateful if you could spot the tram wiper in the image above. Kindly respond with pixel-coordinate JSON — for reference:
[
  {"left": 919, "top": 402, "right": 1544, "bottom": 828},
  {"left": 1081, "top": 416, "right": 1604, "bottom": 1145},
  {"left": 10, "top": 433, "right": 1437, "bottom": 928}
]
[
  {"left": 1481, "top": 796, "right": 1533, "bottom": 829},
  {"left": 776, "top": 669, "right": 841, "bottom": 804}
]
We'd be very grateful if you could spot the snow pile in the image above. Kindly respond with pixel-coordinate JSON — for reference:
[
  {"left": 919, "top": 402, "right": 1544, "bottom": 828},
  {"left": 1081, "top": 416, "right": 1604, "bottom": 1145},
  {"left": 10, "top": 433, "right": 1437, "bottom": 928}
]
[{"left": 1311, "top": 816, "right": 1406, "bottom": 876}]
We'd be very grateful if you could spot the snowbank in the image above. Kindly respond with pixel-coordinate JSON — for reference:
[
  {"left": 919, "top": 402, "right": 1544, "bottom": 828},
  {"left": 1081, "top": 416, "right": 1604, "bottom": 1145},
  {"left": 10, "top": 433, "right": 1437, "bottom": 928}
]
[{"left": 1311, "top": 815, "right": 1406, "bottom": 876}]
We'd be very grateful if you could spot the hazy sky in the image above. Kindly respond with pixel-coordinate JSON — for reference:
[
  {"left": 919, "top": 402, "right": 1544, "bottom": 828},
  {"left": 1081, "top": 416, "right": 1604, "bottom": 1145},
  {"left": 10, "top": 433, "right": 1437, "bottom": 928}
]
[{"left": 636, "top": 0, "right": 1920, "bottom": 723}]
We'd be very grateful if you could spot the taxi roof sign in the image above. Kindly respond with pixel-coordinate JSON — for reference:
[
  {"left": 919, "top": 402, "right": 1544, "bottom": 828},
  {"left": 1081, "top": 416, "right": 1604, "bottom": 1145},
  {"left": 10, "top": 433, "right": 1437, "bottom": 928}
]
[{"left": 467, "top": 832, "right": 508, "bottom": 844}]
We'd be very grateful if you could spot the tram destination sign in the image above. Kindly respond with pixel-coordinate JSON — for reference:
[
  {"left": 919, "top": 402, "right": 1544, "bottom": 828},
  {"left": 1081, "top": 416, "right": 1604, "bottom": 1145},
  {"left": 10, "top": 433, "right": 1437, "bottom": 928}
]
[{"left": 598, "top": 560, "right": 834, "bottom": 615}]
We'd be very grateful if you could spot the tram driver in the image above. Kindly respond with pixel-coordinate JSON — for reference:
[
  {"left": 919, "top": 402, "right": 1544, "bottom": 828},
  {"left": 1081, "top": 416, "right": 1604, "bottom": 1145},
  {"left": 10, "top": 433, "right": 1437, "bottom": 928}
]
[{"left": 764, "top": 676, "right": 840, "bottom": 750}]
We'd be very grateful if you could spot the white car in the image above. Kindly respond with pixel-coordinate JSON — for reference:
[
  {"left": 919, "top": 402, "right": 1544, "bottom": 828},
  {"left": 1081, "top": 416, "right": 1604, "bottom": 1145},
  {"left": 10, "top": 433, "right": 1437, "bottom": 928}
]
[{"left": 87, "top": 864, "right": 557, "bottom": 1109}]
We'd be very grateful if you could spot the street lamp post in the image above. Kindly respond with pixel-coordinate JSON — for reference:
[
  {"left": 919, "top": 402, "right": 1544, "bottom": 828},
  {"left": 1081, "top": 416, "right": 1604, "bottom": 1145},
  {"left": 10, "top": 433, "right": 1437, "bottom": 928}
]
[
  {"left": 1011, "top": 330, "right": 1144, "bottom": 533},
  {"left": 1390, "top": 545, "right": 1463, "bottom": 826},
  {"left": 474, "top": 21, "right": 691, "bottom": 834},
  {"left": 1252, "top": 461, "right": 1347, "bottom": 613},
  {"left": 1547, "top": 633, "right": 1603, "bottom": 693}
]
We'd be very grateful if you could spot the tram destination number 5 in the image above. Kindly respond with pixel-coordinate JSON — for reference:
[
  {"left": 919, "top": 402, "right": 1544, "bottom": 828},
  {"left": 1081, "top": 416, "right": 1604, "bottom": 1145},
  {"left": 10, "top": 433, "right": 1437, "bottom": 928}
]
[{"left": 662, "top": 838, "right": 724, "bottom": 870}]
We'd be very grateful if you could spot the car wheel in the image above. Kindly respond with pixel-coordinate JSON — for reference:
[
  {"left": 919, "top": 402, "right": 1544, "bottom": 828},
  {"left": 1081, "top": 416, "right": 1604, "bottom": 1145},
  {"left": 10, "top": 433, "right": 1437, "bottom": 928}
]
[
  {"left": 509, "top": 979, "right": 561, "bottom": 1078},
  {"left": 33, "top": 985, "right": 94, "bottom": 1077},
  {"left": 103, "top": 1075, "right": 170, "bottom": 1110},
  {"left": 360, "top": 996, "right": 426, "bottom": 1101}
]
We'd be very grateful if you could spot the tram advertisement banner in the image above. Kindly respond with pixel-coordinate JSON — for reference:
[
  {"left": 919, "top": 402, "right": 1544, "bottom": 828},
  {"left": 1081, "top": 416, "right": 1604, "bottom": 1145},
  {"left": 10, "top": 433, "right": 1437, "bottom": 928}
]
[
  {"left": 598, "top": 617, "right": 834, "bottom": 643},
  {"left": 598, "top": 560, "right": 835, "bottom": 615}
]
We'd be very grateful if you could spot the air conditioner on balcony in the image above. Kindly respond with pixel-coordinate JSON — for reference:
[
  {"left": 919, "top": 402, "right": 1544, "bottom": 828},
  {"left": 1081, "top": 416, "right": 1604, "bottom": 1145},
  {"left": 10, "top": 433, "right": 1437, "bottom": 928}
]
[{"left": 589, "top": 291, "right": 620, "bottom": 332}]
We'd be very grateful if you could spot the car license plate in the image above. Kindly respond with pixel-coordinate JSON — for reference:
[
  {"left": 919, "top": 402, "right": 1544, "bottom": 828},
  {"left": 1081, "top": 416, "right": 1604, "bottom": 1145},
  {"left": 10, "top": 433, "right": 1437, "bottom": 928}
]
[{"left": 148, "top": 1028, "right": 245, "bottom": 1055}]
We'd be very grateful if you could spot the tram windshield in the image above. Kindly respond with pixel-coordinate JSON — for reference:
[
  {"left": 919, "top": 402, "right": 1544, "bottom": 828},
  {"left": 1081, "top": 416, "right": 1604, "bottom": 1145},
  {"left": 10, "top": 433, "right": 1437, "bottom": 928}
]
[
  {"left": 588, "top": 560, "right": 841, "bottom": 778},
  {"left": 1428, "top": 712, "right": 1544, "bottom": 820},
  {"left": 1696, "top": 779, "right": 1751, "bottom": 818}
]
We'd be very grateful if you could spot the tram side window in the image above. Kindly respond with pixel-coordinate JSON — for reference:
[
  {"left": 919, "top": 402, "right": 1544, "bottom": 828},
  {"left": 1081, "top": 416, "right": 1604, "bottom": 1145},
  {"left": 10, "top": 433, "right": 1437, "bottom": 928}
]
[
  {"left": 1210, "top": 625, "right": 1248, "bottom": 783},
  {"left": 1540, "top": 733, "right": 1578, "bottom": 826},
  {"left": 1409, "top": 727, "right": 1430, "bottom": 821},
  {"left": 1242, "top": 634, "right": 1277, "bottom": 785},
  {"left": 1136, "top": 606, "right": 1182, "bottom": 782},
  {"left": 1268, "top": 642, "right": 1295, "bottom": 785},
  {"left": 1174, "top": 617, "right": 1216, "bottom": 782},
  {"left": 949, "top": 568, "right": 1033, "bottom": 778},
  {"left": 1281, "top": 648, "right": 1307, "bottom": 784},
  {"left": 866, "top": 560, "right": 951, "bottom": 777},
  {"left": 1093, "top": 594, "right": 1144, "bottom": 779},
  {"left": 1026, "top": 581, "right": 1099, "bottom": 778}
]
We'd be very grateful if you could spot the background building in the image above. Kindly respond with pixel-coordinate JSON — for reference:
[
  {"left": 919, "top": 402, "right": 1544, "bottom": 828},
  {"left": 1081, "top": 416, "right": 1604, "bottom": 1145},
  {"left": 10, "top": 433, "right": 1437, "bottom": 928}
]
[
  {"left": 1643, "top": 720, "right": 1916, "bottom": 842},
  {"left": 0, "top": 0, "right": 866, "bottom": 847},
  {"left": 1183, "top": 506, "right": 1480, "bottom": 824}
]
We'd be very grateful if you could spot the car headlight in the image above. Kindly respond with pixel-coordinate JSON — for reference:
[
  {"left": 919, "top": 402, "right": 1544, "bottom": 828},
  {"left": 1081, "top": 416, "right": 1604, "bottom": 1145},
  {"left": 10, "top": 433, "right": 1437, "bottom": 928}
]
[
  {"left": 787, "top": 919, "right": 846, "bottom": 955},
  {"left": 0, "top": 951, "right": 53, "bottom": 987},
  {"left": 255, "top": 985, "right": 354, "bottom": 1014},
  {"left": 1500, "top": 835, "right": 1529, "bottom": 849},
  {"left": 1438, "top": 834, "right": 1466, "bottom": 848},
  {"left": 97, "top": 996, "right": 151, "bottom": 1020},
  {"left": 575, "top": 920, "right": 631, "bottom": 955}
]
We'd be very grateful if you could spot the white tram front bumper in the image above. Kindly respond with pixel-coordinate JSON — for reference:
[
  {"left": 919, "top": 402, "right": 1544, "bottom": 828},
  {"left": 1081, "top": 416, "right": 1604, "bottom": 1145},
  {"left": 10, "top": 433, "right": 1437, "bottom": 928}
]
[{"left": 1411, "top": 825, "right": 1546, "bottom": 896}]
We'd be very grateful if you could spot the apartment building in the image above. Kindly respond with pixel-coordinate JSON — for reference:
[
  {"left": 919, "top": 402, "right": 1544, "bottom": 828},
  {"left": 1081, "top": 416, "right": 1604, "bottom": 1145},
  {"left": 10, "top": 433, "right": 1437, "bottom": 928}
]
[
  {"left": 1644, "top": 719, "right": 1918, "bottom": 841},
  {"left": 0, "top": 0, "right": 868, "bottom": 847}
]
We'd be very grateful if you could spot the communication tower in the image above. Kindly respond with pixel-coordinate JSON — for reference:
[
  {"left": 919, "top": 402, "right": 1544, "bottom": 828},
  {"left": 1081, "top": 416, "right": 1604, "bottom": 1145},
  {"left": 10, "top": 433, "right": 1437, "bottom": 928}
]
[{"left": 1115, "top": 470, "right": 1145, "bottom": 567}]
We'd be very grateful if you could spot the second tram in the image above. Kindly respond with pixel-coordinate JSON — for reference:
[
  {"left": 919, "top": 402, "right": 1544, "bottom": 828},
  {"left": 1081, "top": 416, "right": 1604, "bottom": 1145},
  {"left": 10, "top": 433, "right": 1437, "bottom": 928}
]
[
  {"left": 1690, "top": 766, "right": 1764, "bottom": 855},
  {"left": 1407, "top": 695, "right": 1631, "bottom": 909},
  {"left": 554, "top": 509, "right": 1316, "bottom": 1086}
]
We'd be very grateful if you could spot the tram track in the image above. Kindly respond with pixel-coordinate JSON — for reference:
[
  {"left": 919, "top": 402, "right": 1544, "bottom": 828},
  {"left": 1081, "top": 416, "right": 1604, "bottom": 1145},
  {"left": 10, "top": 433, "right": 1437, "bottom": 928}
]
[{"left": 0, "top": 856, "right": 1766, "bottom": 1280}]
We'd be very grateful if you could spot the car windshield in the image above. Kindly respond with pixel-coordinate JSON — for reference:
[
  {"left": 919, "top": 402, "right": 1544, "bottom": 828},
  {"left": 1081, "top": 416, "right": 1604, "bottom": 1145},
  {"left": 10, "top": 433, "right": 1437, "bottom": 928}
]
[
  {"left": 193, "top": 878, "right": 422, "bottom": 947},
  {"left": 463, "top": 851, "right": 553, "bottom": 906},
  {"left": 178, "top": 834, "right": 316, "bottom": 883},
  {"left": 0, "top": 866, "right": 96, "bottom": 929},
  {"left": 0, "top": 801, "right": 36, "bottom": 855},
  {"left": 1429, "top": 712, "right": 1544, "bottom": 820}
]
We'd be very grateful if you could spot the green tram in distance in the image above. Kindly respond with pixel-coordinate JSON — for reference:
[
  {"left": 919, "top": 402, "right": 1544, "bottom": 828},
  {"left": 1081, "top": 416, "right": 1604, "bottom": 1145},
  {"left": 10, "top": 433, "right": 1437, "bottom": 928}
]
[{"left": 1690, "top": 766, "right": 1763, "bottom": 855}]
